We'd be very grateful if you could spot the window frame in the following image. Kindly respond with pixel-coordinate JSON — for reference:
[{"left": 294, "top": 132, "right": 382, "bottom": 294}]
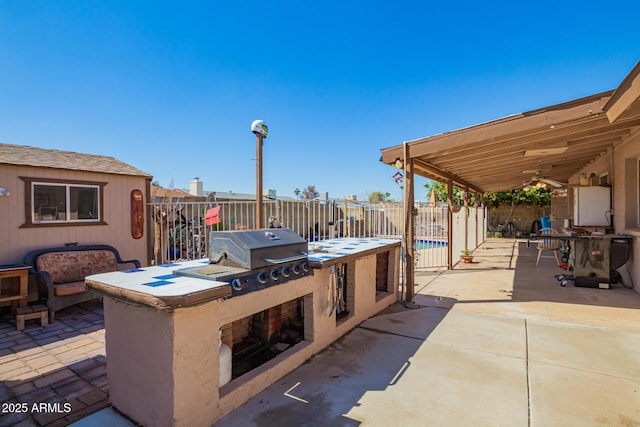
[
  {"left": 20, "top": 177, "right": 107, "bottom": 228},
  {"left": 599, "top": 172, "right": 609, "bottom": 186}
]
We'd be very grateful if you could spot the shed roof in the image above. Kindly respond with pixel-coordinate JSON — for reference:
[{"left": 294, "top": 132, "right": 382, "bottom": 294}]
[
  {"left": 380, "top": 61, "right": 640, "bottom": 193},
  {"left": 0, "top": 143, "right": 152, "bottom": 178}
]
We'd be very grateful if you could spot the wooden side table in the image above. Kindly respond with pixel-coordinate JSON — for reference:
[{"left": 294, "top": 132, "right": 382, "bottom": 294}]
[{"left": 0, "top": 264, "right": 30, "bottom": 313}]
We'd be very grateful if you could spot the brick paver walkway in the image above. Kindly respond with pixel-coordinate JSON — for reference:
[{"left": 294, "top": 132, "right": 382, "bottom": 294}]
[{"left": 0, "top": 301, "right": 108, "bottom": 426}]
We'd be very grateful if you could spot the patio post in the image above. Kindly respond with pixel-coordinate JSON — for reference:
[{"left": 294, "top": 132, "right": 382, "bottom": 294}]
[
  {"left": 474, "top": 192, "right": 480, "bottom": 248},
  {"left": 251, "top": 120, "right": 268, "bottom": 229},
  {"left": 447, "top": 181, "right": 453, "bottom": 270},
  {"left": 256, "top": 133, "right": 263, "bottom": 229},
  {"left": 464, "top": 187, "right": 469, "bottom": 252},
  {"left": 482, "top": 195, "right": 487, "bottom": 242},
  {"left": 403, "top": 142, "right": 415, "bottom": 302}
]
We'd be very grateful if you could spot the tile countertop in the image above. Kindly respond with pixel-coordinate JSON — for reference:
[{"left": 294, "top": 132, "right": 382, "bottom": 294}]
[
  {"left": 85, "top": 259, "right": 231, "bottom": 311},
  {"left": 85, "top": 238, "right": 401, "bottom": 309},
  {"left": 307, "top": 237, "right": 401, "bottom": 268}
]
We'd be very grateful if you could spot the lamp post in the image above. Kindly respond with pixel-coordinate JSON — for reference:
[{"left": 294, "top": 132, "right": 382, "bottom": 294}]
[{"left": 251, "top": 120, "right": 268, "bottom": 229}]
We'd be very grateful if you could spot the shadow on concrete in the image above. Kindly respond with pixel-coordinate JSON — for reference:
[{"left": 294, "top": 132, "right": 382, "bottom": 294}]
[{"left": 214, "top": 301, "right": 454, "bottom": 427}]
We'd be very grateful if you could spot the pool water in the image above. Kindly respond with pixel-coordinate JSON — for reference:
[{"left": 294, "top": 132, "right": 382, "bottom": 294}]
[{"left": 414, "top": 240, "right": 448, "bottom": 250}]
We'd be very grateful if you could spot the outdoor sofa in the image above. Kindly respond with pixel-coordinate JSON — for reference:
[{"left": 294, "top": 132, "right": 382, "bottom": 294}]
[{"left": 23, "top": 244, "right": 141, "bottom": 322}]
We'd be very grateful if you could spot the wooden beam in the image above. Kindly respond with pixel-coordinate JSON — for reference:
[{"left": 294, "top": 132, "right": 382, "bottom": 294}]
[
  {"left": 413, "top": 158, "right": 483, "bottom": 193},
  {"left": 452, "top": 149, "right": 611, "bottom": 179},
  {"left": 417, "top": 115, "right": 623, "bottom": 165},
  {"left": 430, "top": 134, "right": 623, "bottom": 169},
  {"left": 420, "top": 136, "right": 619, "bottom": 192},
  {"left": 381, "top": 115, "right": 640, "bottom": 194},
  {"left": 447, "top": 181, "right": 453, "bottom": 270},
  {"left": 394, "top": 113, "right": 640, "bottom": 171},
  {"left": 464, "top": 187, "right": 469, "bottom": 253},
  {"left": 380, "top": 95, "right": 612, "bottom": 163},
  {"left": 604, "top": 61, "right": 640, "bottom": 123},
  {"left": 255, "top": 133, "right": 264, "bottom": 229},
  {"left": 403, "top": 143, "right": 415, "bottom": 302}
]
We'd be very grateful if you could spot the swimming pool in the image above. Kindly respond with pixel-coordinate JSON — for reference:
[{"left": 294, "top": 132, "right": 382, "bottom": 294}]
[{"left": 414, "top": 239, "right": 448, "bottom": 250}]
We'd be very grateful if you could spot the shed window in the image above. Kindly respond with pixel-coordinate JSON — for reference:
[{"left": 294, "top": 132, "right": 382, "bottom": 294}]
[{"left": 20, "top": 177, "right": 106, "bottom": 227}]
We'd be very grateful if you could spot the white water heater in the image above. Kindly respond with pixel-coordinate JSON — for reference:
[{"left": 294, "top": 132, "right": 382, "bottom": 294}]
[{"left": 573, "top": 186, "right": 611, "bottom": 227}]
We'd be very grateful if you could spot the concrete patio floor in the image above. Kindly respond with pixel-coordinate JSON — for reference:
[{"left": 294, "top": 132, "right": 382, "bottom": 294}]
[
  {"left": 1, "top": 238, "right": 640, "bottom": 426},
  {"left": 214, "top": 239, "right": 640, "bottom": 427}
]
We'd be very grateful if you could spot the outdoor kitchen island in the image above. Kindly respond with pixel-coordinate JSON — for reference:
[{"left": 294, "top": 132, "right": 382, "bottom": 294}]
[{"left": 86, "top": 233, "right": 400, "bottom": 427}]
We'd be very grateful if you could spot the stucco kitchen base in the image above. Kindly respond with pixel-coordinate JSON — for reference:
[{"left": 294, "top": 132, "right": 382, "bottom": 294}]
[
  {"left": 87, "top": 239, "right": 400, "bottom": 426},
  {"left": 103, "top": 298, "right": 219, "bottom": 426}
]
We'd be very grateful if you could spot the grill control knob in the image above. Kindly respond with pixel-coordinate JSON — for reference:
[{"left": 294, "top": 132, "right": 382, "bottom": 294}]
[
  {"left": 301, "top": 262, "right": 310, "bottom": 273},
  {"left": 281, "top": 266, "right": 291, "bottom": 277},
  {"left": 257, "top": 272, "right": 268, "bottom": 284},
  {"left": 231, "top": 278, "right": 247, "bottom": 291},
  {"left": 292, "top": 264, "right": 301, "bottom": 275},
  {"left": 269, "top": 269, "right": 280, "bottom": 280}
]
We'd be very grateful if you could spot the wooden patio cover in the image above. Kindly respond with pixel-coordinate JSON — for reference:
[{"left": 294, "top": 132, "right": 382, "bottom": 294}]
[
  {"left": 380, "top": 61, "right": 640, "bottom": 194},
  {"left": 379, "top": 61, "right": 640, "bottom": 301}
]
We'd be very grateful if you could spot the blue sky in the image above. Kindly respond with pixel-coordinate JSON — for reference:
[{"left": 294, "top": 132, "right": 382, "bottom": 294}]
[{"left": 1, "top": 1, "right": 638, "bottom": 201}]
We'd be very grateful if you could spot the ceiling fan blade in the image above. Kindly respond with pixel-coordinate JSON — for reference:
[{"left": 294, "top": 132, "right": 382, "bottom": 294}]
[{"left": 540, "top": 178, "right": 564, "bottom": 187}]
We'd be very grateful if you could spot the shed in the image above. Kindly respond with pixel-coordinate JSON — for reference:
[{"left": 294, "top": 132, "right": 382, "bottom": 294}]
[{"left": 0, "top": 143, "right": 153, "bottom": 267}]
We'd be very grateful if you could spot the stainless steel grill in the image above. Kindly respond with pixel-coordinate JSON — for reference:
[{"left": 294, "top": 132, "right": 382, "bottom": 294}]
[{"left": 174, "top": 228, "right": 312, "bottom": 296}]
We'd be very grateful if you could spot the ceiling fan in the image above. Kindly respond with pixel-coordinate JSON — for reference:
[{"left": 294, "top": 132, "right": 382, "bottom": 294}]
[{"left": 523, "top": 175, "right": 565, "bottom": 189}]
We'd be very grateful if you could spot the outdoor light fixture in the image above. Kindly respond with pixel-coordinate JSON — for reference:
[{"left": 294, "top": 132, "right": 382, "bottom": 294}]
[
  {"left": 393, "top": 159, "right": 403, "bottom": 169},
  {"left": 251, "top": 120, "right": 268, "bottom": 138},
  {"left": 252, "top": 120, "right": 268, "bottom": 229},
  {"left": 0, "top": 187, "right": 10, "bottom": 196}
]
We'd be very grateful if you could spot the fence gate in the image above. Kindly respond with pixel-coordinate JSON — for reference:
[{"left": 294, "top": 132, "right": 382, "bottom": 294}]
[{"left": 413, "top": 204, "right": 449, "bottom": 268}]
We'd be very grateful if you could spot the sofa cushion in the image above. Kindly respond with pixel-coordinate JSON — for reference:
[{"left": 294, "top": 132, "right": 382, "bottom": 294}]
[
  {"left": 53, "top": 281, "right": 88, "bottom": 296},
  {"left": 36, "top": 250, "right": 119, "bottom": 284}
]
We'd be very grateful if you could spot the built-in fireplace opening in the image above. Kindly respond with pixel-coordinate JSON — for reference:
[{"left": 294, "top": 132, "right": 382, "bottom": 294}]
[
  {"left": 376, "top": 251, "right": 392, "bottom": 300},
  {"left": 335, "top": 262, "right": 355, "bottom": 325},
  {"left": 220, "top": 296, "right": 307, "bottom": 382}
]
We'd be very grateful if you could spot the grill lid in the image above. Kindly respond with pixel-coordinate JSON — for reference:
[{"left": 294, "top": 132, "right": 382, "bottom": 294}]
[{"left": 209, "top": 228, "right": 308, "bottom": 270}]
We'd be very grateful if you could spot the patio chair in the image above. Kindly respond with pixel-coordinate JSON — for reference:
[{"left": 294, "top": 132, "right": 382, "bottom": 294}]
[{"left": 536, "top": 228, "right": 561, "bottom": 266}]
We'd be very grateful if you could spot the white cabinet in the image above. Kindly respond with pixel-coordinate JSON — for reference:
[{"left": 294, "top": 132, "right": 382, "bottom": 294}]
[{"left": 573, "top": 186, "right": 611, "bottom": 227}]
